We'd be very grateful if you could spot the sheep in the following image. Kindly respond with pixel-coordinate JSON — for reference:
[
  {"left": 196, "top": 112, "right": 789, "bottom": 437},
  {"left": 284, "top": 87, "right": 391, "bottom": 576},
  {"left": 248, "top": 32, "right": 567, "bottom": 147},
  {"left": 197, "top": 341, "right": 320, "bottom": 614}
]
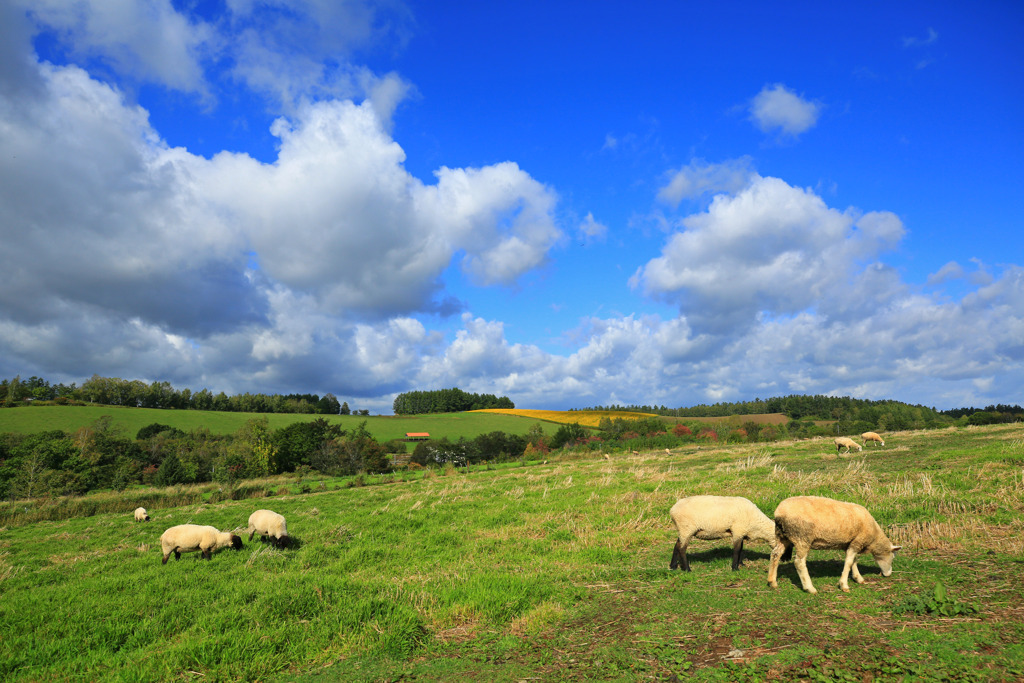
[
  {"left": 669, "top": 495, "right": 780, "bottom": 571},
  {"left": 767, "top": 495, "right": 901, "bottom": 594},
  {"left": 834, "top": 436, "right": 863, "bottom": 453},
  {"left": 159, "top": 524, "right": 244, "bottom": 564},
  {"left": 246, "top": 509, "right": 289, "bottom": 548},
  {"left": 861, "top": 431, "right": 885, "bottom": 447},
  {"left": 134, "top": 507, "right": 150, "bottom": 522}
]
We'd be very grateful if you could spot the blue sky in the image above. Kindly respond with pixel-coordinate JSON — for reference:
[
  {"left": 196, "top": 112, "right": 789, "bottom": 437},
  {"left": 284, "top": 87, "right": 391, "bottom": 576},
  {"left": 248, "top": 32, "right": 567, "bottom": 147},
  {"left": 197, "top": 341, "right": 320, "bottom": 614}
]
[{"left": 1, "top": 0, "right": 1022, "bottom": 412}]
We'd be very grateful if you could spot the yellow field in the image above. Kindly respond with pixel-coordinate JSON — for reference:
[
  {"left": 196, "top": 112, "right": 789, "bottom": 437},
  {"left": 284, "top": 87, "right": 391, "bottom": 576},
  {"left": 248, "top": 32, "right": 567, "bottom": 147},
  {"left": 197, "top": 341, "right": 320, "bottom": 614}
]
[{"left": 471, "top": 408, "right": 660, "bottom": 428}]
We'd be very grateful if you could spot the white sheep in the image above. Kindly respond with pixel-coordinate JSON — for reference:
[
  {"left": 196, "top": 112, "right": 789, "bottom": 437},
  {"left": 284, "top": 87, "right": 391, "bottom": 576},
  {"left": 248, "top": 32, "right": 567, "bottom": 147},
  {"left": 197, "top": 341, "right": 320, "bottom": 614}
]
[
  {"left": 246, "top": 509, "right": 289, "bottom": 548},
  {"left": 834, "top": 436, "right": 863, "bottom": 453},
  {"left": 670, "top": 495, "right": 780, "bottom": 571},
  {"left": 134, "top": 507, "right": 150, "bottom": 522},
  {"left": 861, "top": 431, "right": 885, "bottom": 447},
  {"left": 767, "top": 495, "right": 901, "bottom": 594},
  {"left": 159, "top": 524, "right": 244, "bottom": 564}
]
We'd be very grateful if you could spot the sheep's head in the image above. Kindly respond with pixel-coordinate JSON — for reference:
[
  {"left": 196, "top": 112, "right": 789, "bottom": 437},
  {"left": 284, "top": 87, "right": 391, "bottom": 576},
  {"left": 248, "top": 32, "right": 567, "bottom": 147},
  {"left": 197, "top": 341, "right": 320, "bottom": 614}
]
[
  {"left": 230, "top": 535, "right": 244, "bottom": 550},
  {"left": 874, "top": 544, "right": 902, "bottom": 576}
]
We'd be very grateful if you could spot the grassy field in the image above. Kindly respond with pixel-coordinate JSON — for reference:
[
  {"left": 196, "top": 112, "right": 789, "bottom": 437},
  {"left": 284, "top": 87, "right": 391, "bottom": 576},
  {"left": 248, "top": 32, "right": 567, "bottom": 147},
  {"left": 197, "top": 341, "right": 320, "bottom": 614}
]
[
  {"left": 1, "top": 424, "right": 1023, "bottom": 681},
  {"left": 0, "top": 405, "right": 554, "bottom": 441},
  {"left": 473, "top": 408, "right": 792, "bottom": 428}
]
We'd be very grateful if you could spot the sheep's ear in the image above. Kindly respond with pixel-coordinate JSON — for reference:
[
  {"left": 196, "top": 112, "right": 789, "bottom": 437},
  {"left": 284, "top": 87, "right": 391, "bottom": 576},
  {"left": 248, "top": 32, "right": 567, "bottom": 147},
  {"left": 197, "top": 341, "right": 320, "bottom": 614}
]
[{"left": 891, "top": 545, "right": 902, "bottom": 553}]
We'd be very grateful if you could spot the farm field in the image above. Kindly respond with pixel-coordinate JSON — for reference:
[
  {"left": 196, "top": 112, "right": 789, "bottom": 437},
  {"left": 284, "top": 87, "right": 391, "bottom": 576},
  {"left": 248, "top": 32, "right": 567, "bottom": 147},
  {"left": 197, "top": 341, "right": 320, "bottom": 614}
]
[
  {"left": 0, "top": 405, "right": 555, "bottom": 441},
  {"left": 1, "top": 424, "right": 1023, "bottom": 681},
  {"left": 473, "top": 408, "right": 792, "bottom": 428}
]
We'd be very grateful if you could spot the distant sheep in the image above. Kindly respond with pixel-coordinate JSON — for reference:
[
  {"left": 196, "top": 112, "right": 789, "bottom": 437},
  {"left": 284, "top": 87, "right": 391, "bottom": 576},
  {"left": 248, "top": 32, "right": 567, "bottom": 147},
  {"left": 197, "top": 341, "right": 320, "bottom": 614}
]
[
  {"left": 134, "top": 507, "right": 150, "bottom": 522},
  {"left": 861, "top": 431, "right": 885, "bottom": 447},
  {"left": 159, "top": 524, "right": 243, "bottom": 564},
  {"left": 834, "top": 436, "right": 863, "bottom": 453},
  {"left": 767, "top": 495, "right": 901, "bottom": 594},
  {"left": 246, "top": 509, "right": 289, "bottom": 548},
  {"left": 670, "top": 495, "right": 779, "bottom": 571}
]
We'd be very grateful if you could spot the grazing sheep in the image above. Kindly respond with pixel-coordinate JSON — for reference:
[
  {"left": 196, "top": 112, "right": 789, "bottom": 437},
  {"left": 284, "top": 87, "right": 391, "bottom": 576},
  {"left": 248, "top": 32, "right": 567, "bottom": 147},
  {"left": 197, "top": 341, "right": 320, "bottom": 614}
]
[
  {"left": 861, "top": 431, "right": 885, "bottom": 447},
  {"left": 159, "top": 524, "right": 244, "bottom": 564},
  {"left": 670, "top": 495, "right": 779, "bottom": 571},
  {"left": 134, "top": 507, "right": 150, "bottom": 522},
  {"left": 834, "top": 436, "right": 863, "bottom": 453},
  {"left": 246, "top": 509, "right": 289, "bottom": 548},
  {"left": 767, "top": 496, "right": 901, "bottom": 594}
]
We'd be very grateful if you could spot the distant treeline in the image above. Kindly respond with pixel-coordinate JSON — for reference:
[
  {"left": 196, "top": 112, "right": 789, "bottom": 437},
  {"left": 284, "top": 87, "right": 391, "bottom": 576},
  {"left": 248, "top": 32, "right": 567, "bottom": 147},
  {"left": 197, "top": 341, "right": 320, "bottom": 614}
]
[
  {"left": 392, "top": 388, "right": 514, "bottom": 415},
  {"left": 0, "top": 375, "right": 368, "bottom": 415},
  {"left": 940, "top": 404, "right": 1024, "bottom": 423},
  {"left": 577, "top": 394, "right": 966, "bottom": 431}
]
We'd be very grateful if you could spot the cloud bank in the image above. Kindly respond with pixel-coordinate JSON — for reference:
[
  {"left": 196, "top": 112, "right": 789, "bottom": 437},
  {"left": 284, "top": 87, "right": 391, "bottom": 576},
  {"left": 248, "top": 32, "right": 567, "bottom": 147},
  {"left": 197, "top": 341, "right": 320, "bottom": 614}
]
[{"left": 0, "top": 3, "right": 1021, "bottom": 413}]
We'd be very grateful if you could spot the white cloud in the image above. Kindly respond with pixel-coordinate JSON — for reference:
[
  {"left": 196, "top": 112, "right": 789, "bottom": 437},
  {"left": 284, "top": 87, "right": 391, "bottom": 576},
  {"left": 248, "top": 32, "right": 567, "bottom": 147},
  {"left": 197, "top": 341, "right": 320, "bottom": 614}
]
[
  {"left": 903, "top": 27, "right": 938, "bottom": 48},
  {"left": 634, "top": 175, "right": 904, "bottom": 334},
  {"left": 657, "top": 157, "right": 755, "bottom": 207},
  {"left": 20, "top": 0, "right": 215, "bottom": 95},
  {"left": 749, "top": 84, "right": 821, "bottom": 137},
  {"left": 579, "top": 212, "right": 608, "bottom": 242},
  {"left": 0, "top": 53, "right": 561, "bottom": 400},
  {"left": 927, "top": 261, "right": 964, "bottom": 286}
]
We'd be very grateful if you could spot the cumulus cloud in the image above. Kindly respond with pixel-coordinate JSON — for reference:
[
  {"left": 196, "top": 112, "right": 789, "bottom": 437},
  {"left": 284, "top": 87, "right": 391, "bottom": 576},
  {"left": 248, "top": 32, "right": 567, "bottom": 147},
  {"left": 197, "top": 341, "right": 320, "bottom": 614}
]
[
  {"left": 19, "top": 0, "right": 215, "bottom": 95},
  {"left": 749, "top": 84, "right": 821, "bottom": 138},
  {"left": 634, "top": 174, "right": 904, "bottom": 334},
  {"left": 0, "top": 45, "right": 561, "bottom": 398},
  {"left": 657, "top": 157, "right": 755, "bottom": 207}
]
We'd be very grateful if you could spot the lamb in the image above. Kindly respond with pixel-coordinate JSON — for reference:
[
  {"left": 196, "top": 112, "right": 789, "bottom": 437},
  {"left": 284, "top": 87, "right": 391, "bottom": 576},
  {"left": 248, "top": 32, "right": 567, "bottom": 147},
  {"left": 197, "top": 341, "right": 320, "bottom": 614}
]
[
  {"left": 834, "top": 436, "right": 863, "bottom": 453},
  {"left": 246, "top": 509, "right": 289, "bottom": 548},
  {"left": 861, "top": 431, "right": 885, "bottom": 447},
  {"left": 767, "top": 495, "right": 901, "bottom": 594},
  {"left": 159, "top": 524, "right": 244, "bottom": 564},
  {"left": 134, "top": 507, "right": 150, "bottom": 522},
  {"left": 669, "top": 495, "right": 780, "bottom": 571}
]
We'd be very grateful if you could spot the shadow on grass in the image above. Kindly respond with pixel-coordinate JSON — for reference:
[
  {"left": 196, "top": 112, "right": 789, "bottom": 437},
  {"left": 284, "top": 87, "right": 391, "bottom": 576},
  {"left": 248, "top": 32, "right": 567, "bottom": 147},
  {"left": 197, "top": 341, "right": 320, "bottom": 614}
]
[
  {"left": 668, "top": 546, "right": 774, "bottom": 570},
  {"left": 250, "top": 534, "right": 304, "bottom": 550},
  {"left": 769, "top": 557, "right": 889, "bottom": 589}
]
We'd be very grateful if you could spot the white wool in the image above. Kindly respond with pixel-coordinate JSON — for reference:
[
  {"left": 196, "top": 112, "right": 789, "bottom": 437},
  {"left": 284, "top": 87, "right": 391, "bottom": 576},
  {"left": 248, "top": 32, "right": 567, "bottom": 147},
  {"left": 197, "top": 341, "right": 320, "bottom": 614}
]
[
  {"left": 159, "top": 524, "right": 242, "bottom": 564},
  {"left": 834, "top": 436, "right": 863, "bottom": 453},
  {"left": 768, "top": 495, "right": 901, "bottom": 594},
  {"left": 246, "top": 509, "right": 289, "bottom": 547},
  {"left": 861, "top": 431, "right": 885, "bottom": 446},
  {"left": 669, "top": 495, "right": 777, "bottom": 571}
]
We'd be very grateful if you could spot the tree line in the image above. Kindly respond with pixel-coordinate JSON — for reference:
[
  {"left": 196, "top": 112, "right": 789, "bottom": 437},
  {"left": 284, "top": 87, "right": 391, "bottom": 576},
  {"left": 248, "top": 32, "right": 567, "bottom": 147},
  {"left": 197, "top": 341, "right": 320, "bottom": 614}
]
[
  {"left": 0, "top": 416, "right": 396, "bottom": 500},
  {"left": 0, "top": 375, "right": 371, "bottom": 415},
  {"left": 577, "top": 394, "right": 961, "bottom": 430},
  {"left": 392, "top": 388, "right": 514, "bottom": 414}
]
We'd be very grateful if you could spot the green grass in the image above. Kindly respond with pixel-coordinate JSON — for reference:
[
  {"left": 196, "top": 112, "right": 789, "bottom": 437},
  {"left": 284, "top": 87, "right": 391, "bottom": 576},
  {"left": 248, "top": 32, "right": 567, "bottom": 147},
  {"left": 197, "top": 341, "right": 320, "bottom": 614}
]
[
  {"left": 0, "top": 404, "right": 553, "bottom": 441},
  {"left": 1, "top": 424, "right": 1023, "bottom": 681}
]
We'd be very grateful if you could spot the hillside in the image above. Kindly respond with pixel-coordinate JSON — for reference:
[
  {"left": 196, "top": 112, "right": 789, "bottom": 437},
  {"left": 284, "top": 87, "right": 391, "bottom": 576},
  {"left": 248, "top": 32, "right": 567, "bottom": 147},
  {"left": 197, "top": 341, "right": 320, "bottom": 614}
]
[
  {"left": 0, "top": 404, "right": 553, "bottom": 441},
  {"left": 0, "top": 423, "right": 1022, "bottom": 681}
]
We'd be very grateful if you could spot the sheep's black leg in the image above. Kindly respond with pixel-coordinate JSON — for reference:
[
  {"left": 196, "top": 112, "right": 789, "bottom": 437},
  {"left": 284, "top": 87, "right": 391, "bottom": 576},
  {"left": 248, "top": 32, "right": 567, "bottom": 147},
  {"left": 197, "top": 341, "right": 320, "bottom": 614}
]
[
  {"left": 174, "top": 550, "right": 181, "bottom": 561},
  {"left": 780, "top": 545, "right": 793, "bottom": 562},
  {"left": 670, "top": 539, "right": 682, "bottom": 569},
  {"left": 679, "top": 541, "right": 691, "bottom": 572},
  {"left": 731, "top": 539, "right": 745, "bottom": 570}
]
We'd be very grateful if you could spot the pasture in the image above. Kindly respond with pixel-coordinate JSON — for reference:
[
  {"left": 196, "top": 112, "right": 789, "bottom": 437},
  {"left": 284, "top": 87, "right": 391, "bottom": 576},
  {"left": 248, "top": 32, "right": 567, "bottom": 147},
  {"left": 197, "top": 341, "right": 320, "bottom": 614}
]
[
  {"left": 0, "top": 405, "right": 555, "bottom": 441},
  {"left": 1, "top": 424, "right": 1022, "bottom": 681}
]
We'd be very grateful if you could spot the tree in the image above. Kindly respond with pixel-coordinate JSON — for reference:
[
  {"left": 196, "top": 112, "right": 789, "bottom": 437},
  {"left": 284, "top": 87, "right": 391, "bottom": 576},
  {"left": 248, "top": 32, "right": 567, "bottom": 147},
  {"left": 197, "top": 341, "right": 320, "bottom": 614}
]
[
  {"left": 340, "top": 401, "right": 351, "bottom": 415},
  {"left": 273, "top": 418, "right": 344, "bottom": 472},
  {"left": 317, "top": 393, "right": 341, "bottom": 415},
  {"left": 154, "top": 452, "right": 187, "bottom": 486},
  {"left": 5, "top": 375, "right": 22, "bottom": 404}
]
